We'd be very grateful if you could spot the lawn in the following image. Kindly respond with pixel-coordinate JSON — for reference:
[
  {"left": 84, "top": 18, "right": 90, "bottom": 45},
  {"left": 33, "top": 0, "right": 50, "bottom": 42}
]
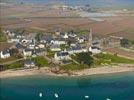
[
  {"left": 0, "top": 56, "right": 21, "bottom": 63},
  {"left": 32, "top": 56, "right": 49, "bottom": 67},
  {"left": 0, "top": 29, "right": 7, "bottom": 42},
  {"left": 77, "top": 30, "right": 89, "bottom": 36},
  {"left": 46, "top": 50, "right": 56, "bottom": 58},
  {"left": 94, "top": 53, "right": 134, "bottom": 65},
  {"left": 6, "top": 61, "right": 23, "bottom": 69}
]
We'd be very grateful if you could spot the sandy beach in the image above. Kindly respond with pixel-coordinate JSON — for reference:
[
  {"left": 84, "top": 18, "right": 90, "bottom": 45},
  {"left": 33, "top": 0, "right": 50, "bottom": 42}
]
[{"left": 0, "top": 64, "right": 134, "bottom": 78}]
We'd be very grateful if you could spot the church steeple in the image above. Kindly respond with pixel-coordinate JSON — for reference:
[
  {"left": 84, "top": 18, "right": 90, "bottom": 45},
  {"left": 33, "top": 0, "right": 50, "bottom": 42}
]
[{"left": 87, "top": 28, "right": 92, "bottom": 51}]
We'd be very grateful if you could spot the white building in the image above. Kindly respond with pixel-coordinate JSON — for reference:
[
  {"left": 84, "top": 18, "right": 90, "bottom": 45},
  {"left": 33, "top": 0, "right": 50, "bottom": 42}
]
[
  {"left": 78, "top": 37, "right": 85, "bottom": 43},
  {"left": 54, "top": 52, "right": 70, "bottom": 61},
  {"left": 50, "top": 44, "right": 61, "bottom": 51},
  {"left": 21, "top": 38, "right": 32, "bottom": 44},
  {"left": 23, "top": 49, "right": 32, "bottom": 57},
  {"left": 0, "top": 49, "right": 11, "bottom": 59},
  {"left": 24, "top": 60, "right": 36, "bottom": 68},
  {"left": 9, "top": 38, "right": 20, "bottom": 43},
  {"left": 38, "top": 44, "right": 45, "bottom": 49},
  {"left": 63, "top": 33, "right": 68, "bottom": 39},
  {"left": 61, "top": 33, "right": 69, "bottom": 39},
  {"left": 51, "top": 39, "right": 66, "bottom": 45},
  {"left": 89, "top": 46, "right": 101, "bottom": 54},
  {"left": 67, "top": 46, "right": 87, "bottom": 54}
]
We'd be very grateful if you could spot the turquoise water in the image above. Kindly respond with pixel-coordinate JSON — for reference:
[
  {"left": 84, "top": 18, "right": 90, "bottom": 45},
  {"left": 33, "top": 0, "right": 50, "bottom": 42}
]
[{"left": 0, "top": 72, "right": 134, "bottom": 100}]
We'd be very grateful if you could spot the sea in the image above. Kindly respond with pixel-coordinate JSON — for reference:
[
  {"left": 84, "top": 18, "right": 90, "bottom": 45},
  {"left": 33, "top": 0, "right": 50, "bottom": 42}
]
[{"left": 0, "top": 72, "right": 134, "bottom": 100}]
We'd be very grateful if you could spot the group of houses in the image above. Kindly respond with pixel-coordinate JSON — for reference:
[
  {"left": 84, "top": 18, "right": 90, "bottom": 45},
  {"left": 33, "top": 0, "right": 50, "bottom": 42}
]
[{"left": 0, "top": 29, "right": 102, "bottom": 67}]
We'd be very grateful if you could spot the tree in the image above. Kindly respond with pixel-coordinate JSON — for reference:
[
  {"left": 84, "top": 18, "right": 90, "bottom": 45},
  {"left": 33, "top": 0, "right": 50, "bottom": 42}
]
[
  {"left": 76, "top": 52, "right": 93, "bottom": 67},
  {"left": 10, "top": 48, "right": 19, "bottom": 56},
  {"left": 35, "top": 33, "right": 43, "bottom": 42},
  {"left": 120, "top": 38, "right": 129, "bottom": 48}
]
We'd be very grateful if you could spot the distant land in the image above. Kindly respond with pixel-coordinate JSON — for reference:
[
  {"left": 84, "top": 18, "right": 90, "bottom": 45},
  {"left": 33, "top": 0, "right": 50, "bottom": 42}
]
[{"left": 1, "top": 0, "right": 134, "bottom": 8}]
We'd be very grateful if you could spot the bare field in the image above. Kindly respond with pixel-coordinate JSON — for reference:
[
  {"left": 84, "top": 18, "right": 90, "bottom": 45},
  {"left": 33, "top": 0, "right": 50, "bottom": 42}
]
[
  {"left": 1, "top": 4, "right": 134, "bottom": 39},
  {"left": 0, "top": 43, "right": 13, "bottom": 51},
  {"left": 106, "top": 47, "right": 134, "bottom": 59}
]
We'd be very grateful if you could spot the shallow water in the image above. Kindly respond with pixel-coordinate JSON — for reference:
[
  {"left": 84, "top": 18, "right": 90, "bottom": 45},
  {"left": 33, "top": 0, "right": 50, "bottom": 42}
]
[{"left": 0, "top": 72, "right": 134, "bottom": 100}]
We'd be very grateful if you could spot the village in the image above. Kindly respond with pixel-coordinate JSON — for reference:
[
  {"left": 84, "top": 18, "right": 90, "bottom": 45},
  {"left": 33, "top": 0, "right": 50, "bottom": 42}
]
[{"left": 0, "top": 28, "right": 134, "bottom": 72}]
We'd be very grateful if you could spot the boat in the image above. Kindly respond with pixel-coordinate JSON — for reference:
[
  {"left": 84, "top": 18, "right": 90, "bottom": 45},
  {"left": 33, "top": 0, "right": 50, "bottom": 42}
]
[
  {"left": 106, "top": 98, "right": 111, "bottom": 100},
  {"left": 54, "top": 93, "right": 59, "bottom": 98},
  {"left": 39, "top": 92, "right": 43, "bottom": 97},
  {"left": 85, "top": 95, "right": 89, "bottom": 99}
]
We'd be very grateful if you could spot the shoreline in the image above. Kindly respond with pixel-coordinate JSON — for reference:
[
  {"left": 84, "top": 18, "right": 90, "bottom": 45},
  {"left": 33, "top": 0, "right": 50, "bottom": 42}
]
[{"left": 0, "top": 64, "right": 134, "bottom": 78}]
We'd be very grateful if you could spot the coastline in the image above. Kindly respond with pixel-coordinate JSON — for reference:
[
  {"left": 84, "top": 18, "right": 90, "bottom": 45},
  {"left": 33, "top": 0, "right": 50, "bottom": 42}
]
[{"left": 0, "top": 64, "right": 134, "bottom": 78}]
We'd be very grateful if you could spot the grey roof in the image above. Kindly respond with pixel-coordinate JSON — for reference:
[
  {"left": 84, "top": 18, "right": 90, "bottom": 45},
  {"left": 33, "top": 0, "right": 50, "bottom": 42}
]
[
  {"left": 53, "top": 38, "right": 65, "bottom": 41},
  {"left": 2, "top": 49, "right": 10, "bottom": 55},
  {"left": 71, "top": 44, "right": 82, "bottom": 50},
  {"left": 91, "top": 46, "right": 101, "bottom": 50},
  {"left": 24, "top": 59, "right": 35, "bottom": 65},
  {"left": 34, "top": 49, "right": 45, "bottom": 54},
  {"left": 24, "top": 48, "right": 32, "bottom": 52},
  {"left": 57, "top": 52, "right": 69, "bottom": 57},
  {"left": 50, "top": 44, "right": 60, "bottom": 48},
  {"left": 16, "top": 43, "right": 24, "bottom": 49},
  {"left": 40, "top": 35, "right": 53, "bottom": 43},
  {"left": 92, "top": 41, "right": 99, "bottom": 45}
]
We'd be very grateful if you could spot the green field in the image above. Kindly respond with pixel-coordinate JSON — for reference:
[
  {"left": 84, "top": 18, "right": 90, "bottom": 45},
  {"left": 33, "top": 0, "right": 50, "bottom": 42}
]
[
  {"left": 0, "top": 28, "right": 7, "bottom": 42},
  {"left": 32, "top": 56, "right": 49, "bottom": 67},
  {"left": 6, "top": 61, "right": 23, "bottom": 69},
  {"left": 94, "top": 53, "right": 134, "bottom": 65}
]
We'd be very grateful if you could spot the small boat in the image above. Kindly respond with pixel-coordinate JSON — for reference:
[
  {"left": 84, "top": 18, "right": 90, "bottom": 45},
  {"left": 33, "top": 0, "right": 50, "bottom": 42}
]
[
  {"left": 54, "top": 93, "right": 59, "bottom": 98},
  {"left": 39, "top": 92, "right": 43, "bottom": 97},
  {"left": 85, "top": 95, "right": 89, "bottom": 99},
  {"left": 106, "top": 98, "right": 111, "bottom": 100}
]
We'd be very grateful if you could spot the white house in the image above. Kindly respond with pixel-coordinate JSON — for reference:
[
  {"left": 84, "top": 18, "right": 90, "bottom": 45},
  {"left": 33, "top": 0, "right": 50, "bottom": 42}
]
[
  {"left": 0, "top": 49, "right": 11, "bottom": 59},
  {"left": 68, "top": 33, "right": 77, "bottom": 38},
  {"left": 89, "top": 46, "right": 101, "bottom": 54},
  {"left": 50, "top": 44, "right": 61, "bottom": 51},
  {"left": 5, "top": 30, "right": 15, "bottom": 37},
  {"left": 67, "top": 46, "right": 87, "bottom": 54},
  {"left": 9, "top": 37, "right": 20, "bottom": 43},
  {"left": 54, "top": 52, "right": 70, "bottom": 61},
  {"left": 51, "top": 38, "right": 66, "bottom": 45},
  {"left": 24, "top": 60, "right": 36, "bottom": 68},
  {"left": 55, "top": 31, "right": 60, "bottom": 35},
  {"left": 23, "top": 49, "right": 32, "bottom": 57},
  {"left": 63, "top": 33, "right": 68, "bottom": 39},
  {"left": 38, "top": 44, "right": 45, "bottom": 49},
  {"left": 60, "top": 32, "right": 68, "bottom": 39},
  {"left": 78, "top": 37, "right": 85, "bottom": 43},
  {"left": 28, "top": 42, "right": 36, "bottom": 49},
  {"left": 21, "top": 38, "right": 33, "bottom": 44}
]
